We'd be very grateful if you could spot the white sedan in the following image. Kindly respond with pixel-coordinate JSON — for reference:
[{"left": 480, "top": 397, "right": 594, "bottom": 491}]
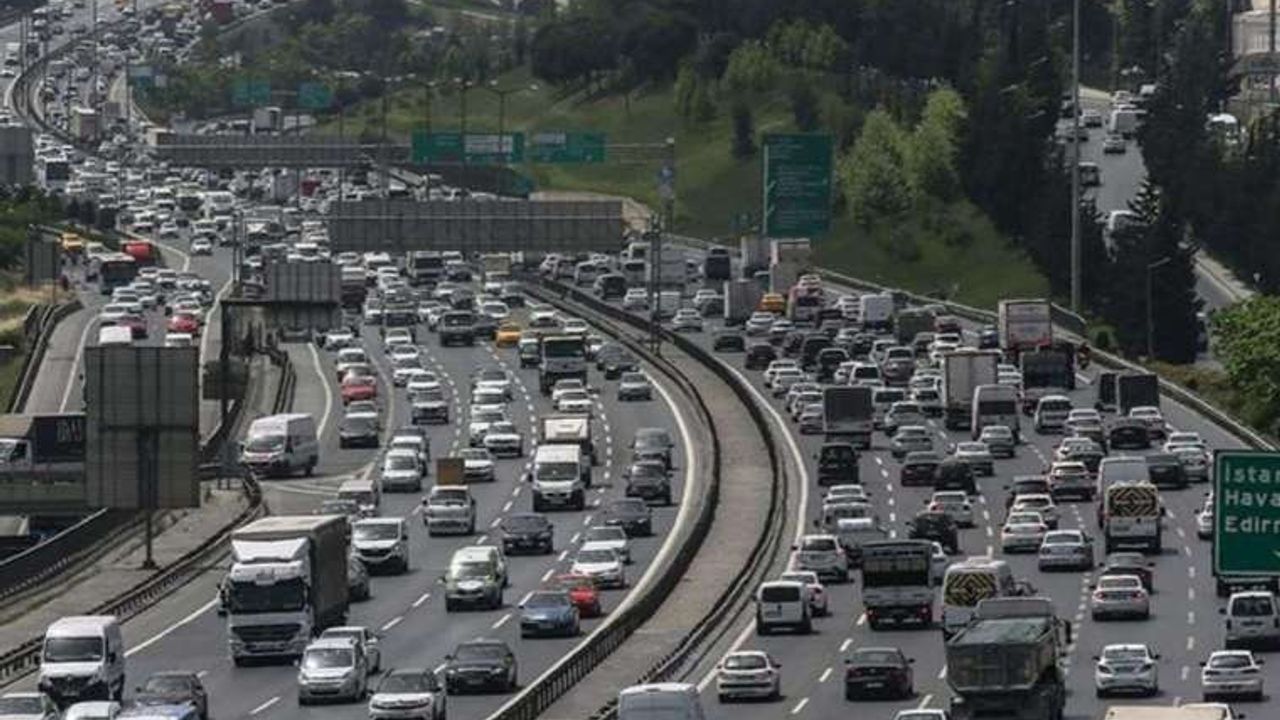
[
  {"left": 716, "top": 651, "right": 782, "bottom": 702},
  {"left": 570, "top": 544, "right": 626, "bottom": 589},
  {"left": 1201, "top": 650, "right": 1264, "bottom": 702},
  {"left": 1095, "top": 643, "right": 1159, "bottom": 697}
]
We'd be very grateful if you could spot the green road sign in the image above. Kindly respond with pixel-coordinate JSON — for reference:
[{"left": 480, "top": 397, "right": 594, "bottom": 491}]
[
  {"left": 412, "top": 131, "right": 525, "bottom": 164},
  {"left": 231, "top": 79, "right": 271, "bottom": 108},
  {"left": 528, "top": 132, "right": 606, "bottom": 163},
  {"left": 1214, "top": 450, "right": 1280, "bottom": 575},
  {"left": 298, "top": 82, "right": 333, "bottom": 110},
  {"left": 762, "top": 133, "right": 833, "bottom": 238}
]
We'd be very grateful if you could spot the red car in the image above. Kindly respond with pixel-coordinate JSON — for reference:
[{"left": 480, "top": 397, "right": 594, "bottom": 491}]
[
  {"left": 341, "top": 375, "right": 377, "bottom": 404},
  {"left": 118, "top": 313, "right": 148, "bottom": 339},
  {"left": 167, "top": 312, "right": 200, "bottom": 336},
  {"left": 550, "top": 573, "right": 602, "bottom": 618}
]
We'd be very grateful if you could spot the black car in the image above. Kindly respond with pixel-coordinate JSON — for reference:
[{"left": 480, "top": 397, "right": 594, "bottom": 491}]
[
  {"left": 1145, "top": 453, "right": 1188, "bottom": 489},
  {"left": 843, "top": 647, "right": 914, "bottom": 700},
  {"left": 518, "top": 338, "right": 541, "bottom": 367},
  {"left": 977, "top": 326, "right": 1000, "bottom": 349},
  {"left": 604, "top": 498, "right": 653, "bottom": 536},
  {"left": 443, "top": 639, "right": 518, "bottom": 694},
  {"left": 595, "top": 343, "right": 627, "bottom": 372},
  {"left": 817, "top": 443, "right": 860, "bottom": 486},
  {"left": 135, "top": 671, "right": 209, "bottom": 720},
  {"left": 713, "top": 331, "right": 745, "bottom": 352},
  {"left": 933, "top": 457, "right": 975, "bottom": 494},
  {"left": 500, "top": 513, "right": 555, "bottom": 555},
  {"left": 744, "top": 342, "right": 777, "bottom": 370},
  {"left": 799, "top": 335, "right": 833, "bottom": 369},
  {"left": 900, "top": 451, "right": 941, "bottom": 487},
  {"left": 593, "top": 273, "right": 627, "bottom": 299},
  {"left": 911, "top": 332, "right": 935, "bottom": 356},
  {"left": 624, "top": 461, "right": 672, "bottom": 505},
  {"left": 1100, "top": 551, "right": 1155, "bottom": 592},
  {"left": 338, "top": 414, "right": 380, "bottom": 448},
  {"left": 601, "top": 350, "right": 639, "bottom": 379},
  {"left": 1108, "top": 419, "right": 1151, "bottom": 449},
  {"left": 908, "top": 510, "right": 959, "bottom": 554},
  {"left": 815, "top": 348, "right": 850, "bottom": 382}
]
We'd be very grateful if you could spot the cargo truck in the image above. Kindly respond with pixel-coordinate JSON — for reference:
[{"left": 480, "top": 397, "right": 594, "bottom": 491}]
[
  {"left": 539, "top": 335, "right": 588, "bottom": 394},
  {"left": 540, "top": 414, "right": 597, "bottom": 467},
  {"left": 723, "top": 279, "right": 762, "bottom": 326},
  {"left": 895, "top": 308, "right": 935, "bottom": 345},
  {"left": 942, "top": 350, "right": 1000, "bottom": 430},
  {"left": 822, "top": 386, "right": 873, "bottom": 449},
  {"left": 860, "top": 540, "right": 935, "bottom": 629},
  {"left": 648, "top": 254, "right": 688, "bottom": 289},
  {"left": 702, "top": 248, "right": 731, "bottom": 281},
  {"left": 407, "top": 251, "right": 445, "bottom": 286},
  {"left": 225, "top": 515, "right": 350, "bottom": 664},
  {"left": 997, "top": 299, "right": 1053, "bottom": 359},
  {"left": 1116, "top": 373, "right": 1159, "bottom": 415},
  {"left": 739, "top": 236, "right": 769, "bottom": 278},
  {"left": 340, "top": 266, "right": 366, "bottom": 307},
  {"left": 1018, "top": 342, "right": 1076, "bottom": 414},
  {"left": 945, "top": 597, "right": 1069, "bottom": 720}
]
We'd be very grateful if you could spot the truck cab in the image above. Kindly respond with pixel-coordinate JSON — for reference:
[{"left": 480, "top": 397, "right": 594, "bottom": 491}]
[{"left": 526, "top": 444, "right": 588, "bottom": 511}]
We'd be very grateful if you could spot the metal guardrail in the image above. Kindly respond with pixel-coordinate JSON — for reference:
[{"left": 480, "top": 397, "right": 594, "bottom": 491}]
[
  {"left": 7, "top": 300, "right": 82, "bottom": 414},
  {"left": 485, "top": 280, "right": 730, "bottom": 720},
  {"left": 0, "top": 509, "right": 136, "bottom": 600}
]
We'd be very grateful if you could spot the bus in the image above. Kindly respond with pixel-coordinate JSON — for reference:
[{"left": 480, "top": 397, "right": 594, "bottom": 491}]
[
  {"left": 860, "top": 540, "right": 935, "bottom": 630},
  {"left": 941, "top": 558, "right": 1019, "bottom": 638},
  {"left": 94, "top": 253, "right": 137, "bottom": 295}
]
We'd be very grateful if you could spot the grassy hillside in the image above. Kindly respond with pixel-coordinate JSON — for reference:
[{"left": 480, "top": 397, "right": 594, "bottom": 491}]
[{"left": 323, "top": 69, "right": 1047, "bottom": 308}]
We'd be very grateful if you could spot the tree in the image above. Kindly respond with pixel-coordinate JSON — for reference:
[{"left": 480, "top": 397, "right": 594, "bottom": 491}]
[
  {"left": 722, "top": 39, "right": 778, "bottom": 94},
  {"left": 1213, "top": 297, "right": 1280, "bottom": 427},
  {"left": 906, "top": 86, "right": 966, "bottom": 203},
  {"left": 789, "top": 80, "right": 819, "bottom": 131},
  {"left": 731, "top": 101, "right": 756, "bottom": 158},
  {"left": 840, "top": 108, "right": 911, "bottom": 224}
]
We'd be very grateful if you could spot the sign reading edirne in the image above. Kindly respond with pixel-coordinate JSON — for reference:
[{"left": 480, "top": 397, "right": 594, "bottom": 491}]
[{"left": 1214, "top": 450, "right": 1280, "bottom": 576}]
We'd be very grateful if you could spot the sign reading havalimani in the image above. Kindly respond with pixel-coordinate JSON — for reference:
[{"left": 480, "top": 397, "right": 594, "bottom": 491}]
[
  {"left": 412, "top": 131, "right": 525, "bottom": 164},
  {"left": 762, "top": 133, "right": 833, "bottom": 238},
  {"left": 1214, "top": 450, "right": 1280, "bottom": 575}
]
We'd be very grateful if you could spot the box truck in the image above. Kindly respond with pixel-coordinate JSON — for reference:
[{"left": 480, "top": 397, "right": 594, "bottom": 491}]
[
  {"left": 823, "top": 386, "right": 873, "bottom": 448},
  {"left": 997, "top": 299, "right": 1053, "bottom": 356},
  {"left": 942, "top": 349, "right": 1000, "bottom": 430}
]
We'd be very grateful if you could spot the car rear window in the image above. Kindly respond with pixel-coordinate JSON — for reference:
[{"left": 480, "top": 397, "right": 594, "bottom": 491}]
[
  {"left": 759, "top": 585, "right": 801, "bottom": 602},
  {"left": 1231, "top": 596, "right": 1275, "bottom": 617}
]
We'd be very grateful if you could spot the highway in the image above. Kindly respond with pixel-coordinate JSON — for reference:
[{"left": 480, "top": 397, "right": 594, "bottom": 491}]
[{"left": 588, "top": 248, "right": 1261, "bottom": 719}]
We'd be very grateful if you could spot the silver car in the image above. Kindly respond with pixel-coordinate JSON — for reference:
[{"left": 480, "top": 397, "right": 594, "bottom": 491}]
[
  {"left": 952, "top": 441, "right": 994, "bottom": 476},
  {"left": 297, "top": 638, "right": 367, "bottom": 704},
  {"left": 791, "top": 534, "right": 849, "bottom": 584},
  {"left": 1094, "top": 643, "right": 1159, "bottom": 697},
  {"left": 1038, "top": 529, "right": 1093, "bottom": 571},
  {"left": 978, "top": 425, "right": 1016, "bottom": 458},
  {"left": 715, "top": 651, "right": 782, "bottom": 702},
  {"left": 891, "top": 426, "right": 933, "bottom": 459},
  {"left": 1090, "top": 575, "right": 1150, "bottom": 620}
]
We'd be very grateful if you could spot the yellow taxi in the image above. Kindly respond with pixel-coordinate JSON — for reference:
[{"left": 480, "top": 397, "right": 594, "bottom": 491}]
[
  {"left": 495, "top": 322, "right": 523, "bottom": 347},
  {"left": 59, "top": 231, "right": 85, "bottom": 256},
  {"left": 758, "top": 292, "right": 786, "bottom": 314}
]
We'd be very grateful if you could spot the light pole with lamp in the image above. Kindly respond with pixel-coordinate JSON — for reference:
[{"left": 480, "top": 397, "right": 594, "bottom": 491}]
[
  {"left": 1146, "top": 255, "right": 1172, "bottom": 359},
  {"left": 483, "top": 81, "right": 536, "bottom": 162}
]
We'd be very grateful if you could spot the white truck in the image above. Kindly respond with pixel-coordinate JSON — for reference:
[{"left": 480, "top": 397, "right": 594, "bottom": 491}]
[
  {"left": 858, "top": 293, "right": 894, "bottom": 332},
  {"left": 540, "top": 415, "right": 597, "bottom": 467},
  {"left": 647, "top": 254, "right": 688, "bottom": 289},
  {"left": 225, "top": 515, "right": 350, "bottom": 664},
  {"left": 860, "top": 540, "right": 935, "bottom": 630},
  {"left": 768, "top": 238, "right": 811, "bottom": 295},
  {"left": 997, "top": 299, "right": 1053, "bottom": 356},
  {"left": 723, "top": 279, "right": 762, "bottom": 326},
  {"left": 1102, "top": 707, "right": 1225, "bottom": 720},
  {"left": 822, "top": 386, "right": 873, "bottom": 448},
  {"left": 941, "top": 349, "right": 1000, "bottom": 430}
]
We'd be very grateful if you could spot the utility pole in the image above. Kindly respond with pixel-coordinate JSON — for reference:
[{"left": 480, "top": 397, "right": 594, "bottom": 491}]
[
  {"left": 1271, "top": 0, "right": 1278, "bottom": 106},
  {"left": 1070, "top": 0, "right": 1082, "bottom": 313},
  {"left": 1146, "top": 256, "right": 1172, "bottom": 359}
]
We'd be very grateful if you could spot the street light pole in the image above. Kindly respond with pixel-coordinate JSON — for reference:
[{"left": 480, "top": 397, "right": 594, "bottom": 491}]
[
  {"left": 1146, "top": 256, "right": 1172, "bottom": 359},
  {"left": 1070, "top": 0, "right": 1082, "bottom": 313}
]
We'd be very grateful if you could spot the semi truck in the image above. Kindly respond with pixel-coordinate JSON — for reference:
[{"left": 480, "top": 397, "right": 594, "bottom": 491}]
[
  {"left": 860, "top": 540, "right": 935, "bottom": 630},
  {"left": 942, "top": 350, "right": 1000, "bottom": 430},
  {"left": 539, "top": 335, "right": 588, "bottom": 394},
  {"left": 225, "top": 515, "right": 350, "bottom": 664},
  {"left": 997, "top": 299, "right": 1053, "bottom": 358},
  {"left": 540, "top": 415, "right": 597, "bottom": 466},
  {"left": 739, "top": 236, "right": 769, "bottom": 277},
  {"left": 723, "top": 279, "right": 762, "bottom": 325},
  {"left": 1117, "top": 373, "right": 1159, "bottom": 415},
  {"left": 340, "top": 266, "right": 366, "bottom": 307},
  {"left": 822, "top": 386, "right": 873, "bottom": 449},
  {"left": 945, "top": 597, "right": 1069, "bottom": 720}
]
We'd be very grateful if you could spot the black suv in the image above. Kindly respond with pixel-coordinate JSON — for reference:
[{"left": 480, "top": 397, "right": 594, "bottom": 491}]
[
  {"left": 908, "top": 510, "right": 959, "bottom": 554},
  {"left": 745, "top": 342, "right": 777, "bottom": 370},
  {"left": 817, "top": 443, "right": 860, "bottom": 486},
  {"left": 500, "top": 513, "right": 554, "bottom": 555},
  {"left": 713, "top": 331, "right": 745, "bottom": 353},
  {"left": 934, "top": 457, "right": 976, "bottom": 494},
  {"left": 604, "top": 498, "right": 653, "bottom": 536},
  {"left": 900, "top": 451, "right": 941, "bottom": 487},
  {"left": 1146, "top": 453, "right": 1188, "bottom": 489}
]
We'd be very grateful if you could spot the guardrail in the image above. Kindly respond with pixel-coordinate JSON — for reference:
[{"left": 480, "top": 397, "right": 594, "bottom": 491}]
[
  {"left": 0, "top": 509, "right": 136, "bottom": 600},
  {"left": 486, "top": 280, "right": 726, "bottom": 720},
  {"left": 6, "top": 300, "right": 80, "bottom": 414}
]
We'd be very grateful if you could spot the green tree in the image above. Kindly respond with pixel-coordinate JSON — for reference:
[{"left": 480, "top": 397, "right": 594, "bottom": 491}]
[
  {"left": 731, "top": 101, "right": 756, "bottom": 158},
  {"left": 840, "top": 108, "right": 911, "bottom": 225},
  {"left": 1213, "top": 297, "right": 1280, "bottom": 427},
  {"left": 722, "top": 39, "right": 778, "bottom": 94},
  {"left": 906, "top": 86, "right": 966, "bottom": 203}
]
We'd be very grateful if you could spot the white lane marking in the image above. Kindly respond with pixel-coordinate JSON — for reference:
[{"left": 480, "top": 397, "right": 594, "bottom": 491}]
[
  {"left": 492, "top": 612, "right": 512, "bottom": 629},
  {"left": 127, "top": 598, "right": 218, "bottom": 656},
  {"left": 541, "top": 568, "right": 554, "bottom": 583},
  {"left": 307, "top": 343, "right": 334, "bottom": 437},
  {"left": 818, "top": 667, "right": 832, "bottom": 683},
  {"left": 1188, "top": 566, "right": 1196, "bottom": 579},
  {"left": 249, "top": 697, "right": 279, "bottom": 716},
  {"left": 519, "top": 591, "right": 533, "bottom": 606},
  {"left": 1186, "top": 636, "right": 1195, "bottom": 651},
  {"left": 789, "top": 698, "right": 809, "bottom": 715},
  {"left": 490, "top": 518, "right": 502, "bottom": 528},
  {"left": 60, "top": 312, "right": 97, "bottom": 411},
  {"left": 434, "top": 662, "right": 447, "bottom": 674},
  {"left": 937, "top": 666, "right": 947, "bottom": 680},
  {"left": 502, "top": 500, "right": 513, "bottom": 512},
  {"left": 855, "top": 613, "right": 866, "bottom": 626},
  {"left": 918, "top": 693, "right": 934, "bottom": 709},
  {"left": 570, "top": 532, "right": 581, "bottom": 544},
  {"left": 558, "top": 550, "right": 569, "bottom": 561},
  {"left": 412, "top": 592, "right": 431, "bottom": 608},
  {"left": 839, "top": 638, "right": 852, "bottom": 653},
  {"left": 1188, "top": 611, "right": 1195, "bottom": 625},
  {"left": 1181, "top": 666, "right": 1190, "bottom": 681},
  {"left": 381, "top": 616, "right": 403, "bottom": 632}
]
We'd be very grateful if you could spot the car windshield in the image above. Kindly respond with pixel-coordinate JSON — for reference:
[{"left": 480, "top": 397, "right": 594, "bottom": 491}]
[
  {"left": 44, "top": 636, "right": 103, "bottom": 662},
  {"left": 724, "top": 654, "right": 768, "bottom": 670},
  {"left": 851, "top": 650, "right": 901, "bottom": 666},
  {"left": 504, "top": 516, "right": 546, "bottom": 532},
  {"left": 244, "top": 434, "right": 284, "bottom": 453},
  {"left": 611, "top": 500, "right": 647, "bottom": 514},
  {"left": 380, "top": 673, "right": 434, "bottom": 694},
  {"left": 1102, "top": 647, "right": 1149, "bottom": 662},
  {"left": 1210, "top": 654, "right": 1252, "bottom": 669},
  {"left": 385, "top": 455, "right": 416, "bottom": 471},
  {"left": 801, "top": 538, "right": 837, "bottom": 552},
  {"left": 455, "top": 644, "right": 506, "bottom": 662},
  {"left": 453, "top": 563, "right": 492, "bottom": 579},
  {"left": 0, "top": 698, "right": 42, "bottom": 715},
  {"left": 621, "top": 373, "right": 646, "bottom": 384},
  {"left": 586, "top": 527, "right": 626, "bottom": 543},
  {"left": 142, "top": 676, "right": 192, "bottom": 694},
  {"left": 525, "top": 592, "right": 568, "bottom": 609},
  {"left": 1231, "top": 596, "right": 1274, "bottom": 616},
  {"left": 577, "top": 549, "right": 615, "bottom": 564},
  {"left": 321, "top": 500, "right": 358, "bottom": 515},
  {"left": 460, "top": 450, "right": 489, "bottom": 461},
  {"left": 303, "top": 647, "right": 353, "bottom": 669},
  {"left": 432, "top": 489, "right": 469, "bottom": 504},
  {"left": 354, "top": 523, "right": 399, "bottom": 541}
]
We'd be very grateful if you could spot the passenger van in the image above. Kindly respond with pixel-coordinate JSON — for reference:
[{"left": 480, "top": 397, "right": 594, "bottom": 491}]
[
  {"left": 871, "top": 387, "right": 907, "bottom": 429},
  {"left": 941, "top": 558, "right": 1017, "bottom": 637},
  {"left": 617, "top": 683, "right": 705, "bottom": 720},
  {"left": 1033, "top": 395, "right": 1073, "bottom": 433},
  {"left": 972, "top": 384, "right": 1020, "bottom": 442},
  {"left": 97, "top": 325, "right": 133, "bottom": 347},
  {"left": 1224, "top": 591, "right": 1280, "bottom": 649},
  {"left": 239, "top": 414, "right": 319, "bottom": 477},
  {"left": 337, "top": 477, "right": 381, "bottom": 517},
  {"left": 39, "top": 616, "right": 126, "bottom": 704},
  {"left": 754, "top": 580, "right": 812, "bottom": 634},
  {"left": 527, "top": 444, "right": 588, "bottom": 511}
]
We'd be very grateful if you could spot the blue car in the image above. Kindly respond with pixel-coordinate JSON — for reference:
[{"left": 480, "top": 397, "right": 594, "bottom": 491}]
[{"left": 519, "top": 590, "right": 580, "bottom": 638}]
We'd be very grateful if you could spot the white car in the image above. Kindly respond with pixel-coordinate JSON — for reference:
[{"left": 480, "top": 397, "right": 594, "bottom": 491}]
[
  {"left": 715, "top": 651, "right": 782, "bottom": 702},
  {"left": 368, "top": 668, "right": 445, "bottom": 720},
  {"left": 929, "top": 491, "right": 974, "bottom": 527},
  {"left": 562, "top": 318, "right": 589, "bottom": 337},
  {"left": 622, "top": 289, "right": 648, "bottom": 310},
  {"left": 481, "top": 421, "right": 524, "bottom": 458},
  {"left": 1090, "top": 574, "right": 1150, "bottom": 620},
  {"left": 1094, "top": 643, "right": 1159, "bottom": 697},
  {"left": 555, "top": 389, "right": 594, "bottom": 415},
  {"left": 770, "top": 368, "right": 805, "bottom": 397},
  {"left": 779, "top": 570, "right": 829, "bottom": 616},
  {"left": 189, "top": 237, "right": 213, "bottom": 255},
  {"left": 323, "top": 329, "right": 357, "bottom": 351},
  {"left": 1201, "top": 650, "right": 1264, "bottom": 702},
  {"left": 570, "top": 543, "right": 626, "bottom": 589},
  {"left": 551, "top": 379, "right": 586, "bottom": 404},
  {"left": 1128, "top": 406, "right": 1168, "bottom": 437},
  {"left": 671, "top": 308, "right": 703, "bottom": 332},
  {"left": 745, "top": 312, "right": 774, "bottom": 335},
  {"left": 583, "top": 525, "right": 631, "bottom": 564},
  {"left": 1197, "top": 500, "right": 1214, "bottom": 540},
  {"left": 1165, "top": 431, "right": 1205, "bottom": 450},
  {"left": 458, "top": 448, "right": 495, "bottom": 481},
  {"left": 1001, "top": 511, "right": 1049, "bottom": 553}
]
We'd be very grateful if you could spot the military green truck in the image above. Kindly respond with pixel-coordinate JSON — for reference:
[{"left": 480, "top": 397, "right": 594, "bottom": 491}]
[{"left": 945, "top": 597, "right": 1070, "bottom": 720}]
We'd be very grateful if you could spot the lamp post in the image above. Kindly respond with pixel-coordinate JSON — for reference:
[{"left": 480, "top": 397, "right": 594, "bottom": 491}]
[
  {"left": 1146, "top": 256, "right": 1172, "bottom": 359},
  {"left": 423, "top": 80, "right": 436, "bottom": 134},
  {"left": 1070, "top": 0, "right": 1082, "bottom": 313}
]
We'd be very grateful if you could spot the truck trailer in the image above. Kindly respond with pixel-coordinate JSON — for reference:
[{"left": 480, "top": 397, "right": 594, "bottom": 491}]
[
  {"left": 822, "top": 386, "right": 873, "bottom": 449},
  {"left": 942, "top": 350, "right": 1000, "bottom": 430}
]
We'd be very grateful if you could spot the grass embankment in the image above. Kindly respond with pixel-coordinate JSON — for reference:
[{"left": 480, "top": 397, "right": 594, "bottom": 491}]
[
  {"left": 0, "top": 282, "right": 49, "bottom": 408},
  {"left": 321, "top": 68, "right": 1047, "bottom": 309}
]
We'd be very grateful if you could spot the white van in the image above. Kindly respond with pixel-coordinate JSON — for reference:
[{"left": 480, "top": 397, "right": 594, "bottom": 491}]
[
  {"left": 239, "top": 414, "right": 319, "bottom": 477},
  {"left": 527, "top": 444, "right": 588, "bottom": 512},
  {"left": 338, "top": 477, "right": 381, "bottom": 517},
  {"left": 972, "top": 384, "right": 1021, "bottom": 441},
  {"left": 38, "top": 616, "right": 126, "bottom": 704},
  {"left": 1096, "top": 456, "right": 1151, "bottom": 497},
  {"left": 858, "top": 293, "right": 894, "bottom": 331},
  {"left": 96, "top": 325, "right": 133, "bottom": 347},
  {"left": 1033, "top": 395, "right": 1073, "bottom": 433},
  {"left": 1225, "top": 591, "right": 1280, "bottom": 649},
  {"left": 618, "top": 683, "right": 705, "bottom": 720},
  {"left": 755, "top": 580, "right": 812, "bottom": 634}
]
